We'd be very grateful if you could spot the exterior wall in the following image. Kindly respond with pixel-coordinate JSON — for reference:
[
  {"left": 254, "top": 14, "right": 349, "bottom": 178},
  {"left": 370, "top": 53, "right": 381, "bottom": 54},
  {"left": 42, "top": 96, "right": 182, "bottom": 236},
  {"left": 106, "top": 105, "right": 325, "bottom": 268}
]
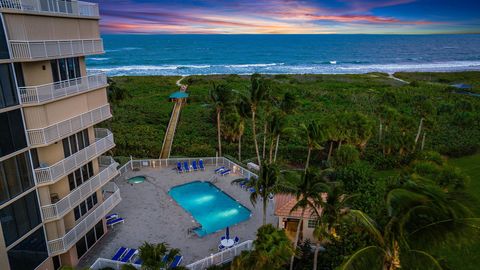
[
  {"left": 35, "top": 257, "right": 54, "bottom": 270},
  {"left": 3, "top": 14, "right": 99, "bottom": 41},
  {"left": 22, "top": 87, "right": 108, "bottom": 129},
  {"left": 277, "top": 216, "right": 318, "bottom": 244},
  {"left": 21, "top": 60, "right": 54, "bottom": 86}
]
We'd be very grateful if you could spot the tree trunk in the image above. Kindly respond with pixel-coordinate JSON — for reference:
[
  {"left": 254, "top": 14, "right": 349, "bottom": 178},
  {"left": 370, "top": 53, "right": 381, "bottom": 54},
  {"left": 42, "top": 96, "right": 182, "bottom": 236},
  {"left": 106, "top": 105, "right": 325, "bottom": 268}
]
[
  {"left": 313, "top": 243, "right": 321, "bottom": 270},
  {"left": 305, "top": 147, "right": 312, "bottom": 172},
  {"left": 421, "top": 132, "right": 426, "bottom": 151},
  {"left": 379, "top": 120, "right": 383, "bottom": 142},
  {"left": 327, "top": 141, "right": 334, "bottom": 162},
  {"left": 217, "top": 111, "right": 222, "bottom": 156},
  {"left": 414, "top": 117, "right": 424, "bottom": 150},
  {"left": 262, "top": 122, "right": 267, "bottom": 159},
  {"left": 252, "top": 110, "right": 261, "bottom": 167},
  {"left": 290, "top": 208, "right": 306, "bottom": 270},
  {"left": 338, "top": 140, "right": 343, "bottom": 149},
  {"left": 274, "top": 134, "right": 280, "bottom": 162},
  {"left": 269, "top": 137, "right": 275, "bottom": 163},
  {"left": 238, "top": 135, "right": 242, "bottom": 161}
]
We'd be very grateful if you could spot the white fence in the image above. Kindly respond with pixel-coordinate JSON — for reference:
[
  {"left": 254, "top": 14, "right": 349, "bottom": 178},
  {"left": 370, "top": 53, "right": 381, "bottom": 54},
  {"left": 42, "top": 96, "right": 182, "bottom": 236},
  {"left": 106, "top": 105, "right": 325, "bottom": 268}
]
[
  {"left": 91, "top": 258, "right": 141, "bottom": 270},
  {"left": 9, "top": 39, "right": 103, "bottom": 60},
  {"left": 48, "top": 182, "right": 121, "bottom": 255},
  {"left": 20, "top": 72, "right": 107, "bottom": 104},
  {"left": 0, "top": 0, "right": 99, "bottom": 17},
  {"left": 41, "top": 156, "right": 119, "bottom": 220},
  {"left": 117, "top": 157, "right": 258, "bottom": 180},
  {"left": 27, "top": 104, "right": 112, "bottom": 146},
  {"left": 35, "top": 128, "right": 115, "bottom": 184},
  {"left": 186, "top": 240, "right": 254, "bottom": 270}
]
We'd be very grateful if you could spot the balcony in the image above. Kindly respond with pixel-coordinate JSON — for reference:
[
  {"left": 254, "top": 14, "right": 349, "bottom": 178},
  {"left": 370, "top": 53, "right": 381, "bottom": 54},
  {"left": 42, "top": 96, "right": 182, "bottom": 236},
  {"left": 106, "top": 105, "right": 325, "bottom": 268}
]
[
  {"left": 41, "top": 156, "right": 119, "bottom": 221},
  {"left": 27, "top": 104, "right": 112, "bottom": 146},
  {"left": 35, "top": 128, "right": 115, "bottom": 185},
  {"left": 9, "top": 39, "right": 103, "bottom": 60},
  {"left": 47, "top": 182, "right": 121, "bottom": 256},
  {"left": 20, "top": 73, "right": 107, "bottom": 105},
  {"left": 0, "top": 0, "right": 99, "bottom": 17}
]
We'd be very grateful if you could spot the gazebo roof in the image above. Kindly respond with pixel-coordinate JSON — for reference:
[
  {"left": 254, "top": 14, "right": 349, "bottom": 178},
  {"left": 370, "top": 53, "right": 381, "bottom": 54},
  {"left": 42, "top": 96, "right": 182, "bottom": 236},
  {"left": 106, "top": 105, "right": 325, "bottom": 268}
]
[{"left": 169, "top": 91, "right": 189, "bottom": 99}]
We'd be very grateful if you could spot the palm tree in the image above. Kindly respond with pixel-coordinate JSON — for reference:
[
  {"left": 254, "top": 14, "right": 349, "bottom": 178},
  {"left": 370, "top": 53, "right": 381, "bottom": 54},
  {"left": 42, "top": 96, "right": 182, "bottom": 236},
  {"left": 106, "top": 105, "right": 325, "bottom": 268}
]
[
  {"left": 210, "top": 83, "right": 233, "bottom": 157},
  {"left": 288, "top": 169, "right": 330, "bottom": 270},
  {"left": 138, "top": 242, "right": 181, "bottom": 270},
  {"left": 232, "top": 162, "right": 290, "bottom": 225},
  {"left": 301, "top": 120, "right": 325, "bottom": 172},
  {"left": 232, "top": 224, "right": 294, "bottom": 270},
  {"left": 312, "top": 185, "right": 352, "bottom": 270},
  {"left": 243, "top": 74, "right": 270, "bottom": 167},
  {"left": 339, "top": 182, "right": 480, "bottom": 270}
]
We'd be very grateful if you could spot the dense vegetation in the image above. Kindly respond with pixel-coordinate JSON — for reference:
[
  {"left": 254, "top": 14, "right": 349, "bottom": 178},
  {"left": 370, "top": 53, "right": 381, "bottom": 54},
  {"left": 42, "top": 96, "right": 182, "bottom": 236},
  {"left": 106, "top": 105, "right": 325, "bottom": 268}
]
[{"left": 103, "top": 72, "right": 480, "bottom": 269}]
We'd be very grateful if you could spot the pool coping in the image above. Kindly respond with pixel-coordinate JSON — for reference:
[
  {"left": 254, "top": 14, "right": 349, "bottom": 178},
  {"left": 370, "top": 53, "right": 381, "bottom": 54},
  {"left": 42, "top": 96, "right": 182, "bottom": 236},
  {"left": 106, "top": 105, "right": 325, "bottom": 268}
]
[{"left": 167, "top": 180, "right": 253, "bottom": 237}]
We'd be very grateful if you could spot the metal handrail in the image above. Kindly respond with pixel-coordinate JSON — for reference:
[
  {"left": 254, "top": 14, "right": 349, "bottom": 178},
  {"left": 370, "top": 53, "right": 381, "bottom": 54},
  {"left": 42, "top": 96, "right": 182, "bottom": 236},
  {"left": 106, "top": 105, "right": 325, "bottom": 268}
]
[{"left": 0, "top": 0, "right": 99, "bottom": 17}]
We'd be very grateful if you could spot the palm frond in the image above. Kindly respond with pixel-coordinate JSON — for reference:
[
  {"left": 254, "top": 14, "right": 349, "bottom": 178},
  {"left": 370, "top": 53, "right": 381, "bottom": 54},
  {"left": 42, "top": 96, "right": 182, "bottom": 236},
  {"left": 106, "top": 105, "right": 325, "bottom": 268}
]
[
  {"left": 345, "top": 210, "right": 384, "bottom": 246},
  {"left": 338, "top": 246, "right": 385, "bottom": 270}
]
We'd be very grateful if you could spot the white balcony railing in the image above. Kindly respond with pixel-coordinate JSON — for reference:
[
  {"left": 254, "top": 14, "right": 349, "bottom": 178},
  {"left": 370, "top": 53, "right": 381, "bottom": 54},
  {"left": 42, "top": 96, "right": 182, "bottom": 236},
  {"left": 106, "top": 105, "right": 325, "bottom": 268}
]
[
  {"left": 9, "top": 39, "right": 103, "bottom": 60},
  {"left": 186, "top": 240, "right": 254, "bottom": 270},
  {"left": 41, "top": 156, "right": 119, "bottom": 221},
  {"left": 47, "top": 182, "right": 121, "bottom": 256},
  {"left": 20, "top": 73, "right": 107, "bottom": 104},
  {"left": 35, "top": 128, "right": 115, "bottom": 185},
  {"left": 0, "top": 0, "right": 99, "bottom": 17},
  {"left": 27, "top": 104, "right": 112, "bottom": 146}
]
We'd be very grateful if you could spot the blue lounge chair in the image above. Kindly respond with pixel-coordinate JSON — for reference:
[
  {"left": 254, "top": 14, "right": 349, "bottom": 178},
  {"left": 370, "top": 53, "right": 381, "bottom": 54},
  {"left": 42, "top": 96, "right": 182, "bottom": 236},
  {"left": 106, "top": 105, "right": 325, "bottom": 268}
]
[
  {"left": 199, "top": 159, "right": 205, "bottom": 171},
  {"left": 134, "top": 258, "right": 143, "bottom": 265},
  {"left": 169, "top": 255, "right": 183, "bottom": 268},
  {"left": 183, "top": 161, "right": 190, "bottom": 172},
  {"left": 218, "top": 244, "right": 225, "bottom": 251},
  {"left": 234, "top": 236, "right": 240, "bottom": 245},
  {"left": 112, "top": 247, "right": 128, "bottom": 261},
  {"left": 106, "top": 213, "right": 118, "bottom": 220},
  {"left": 248, "top": 187, "right": 255, "bottom": 193},
  {"left": 107, "top": 217, "right": 124, "bottom": 227},
  {"left": 176, "top": 162, "right": 183, "bottom": 173},
  {"left": 192, "top": 160, "right": 198, "bottom": 171},
  {"left": 121, "top": 248, "right": 137, "bottom": 263},
  {"left": 221, "top": 236, "right": 226, "bottom": 240},
  {"left": 221, "top": 169, "right": 231, "bottom": 176},
  {"left": 214, "top": 166, "right": 225, "bottom": 173}
]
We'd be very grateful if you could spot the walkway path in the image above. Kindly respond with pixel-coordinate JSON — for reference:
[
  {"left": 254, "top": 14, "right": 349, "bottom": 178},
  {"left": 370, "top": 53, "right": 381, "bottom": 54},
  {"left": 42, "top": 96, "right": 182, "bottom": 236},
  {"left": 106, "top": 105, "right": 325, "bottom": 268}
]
[{"left": 160, "top": 77, "right": 187, "bottom": 159}]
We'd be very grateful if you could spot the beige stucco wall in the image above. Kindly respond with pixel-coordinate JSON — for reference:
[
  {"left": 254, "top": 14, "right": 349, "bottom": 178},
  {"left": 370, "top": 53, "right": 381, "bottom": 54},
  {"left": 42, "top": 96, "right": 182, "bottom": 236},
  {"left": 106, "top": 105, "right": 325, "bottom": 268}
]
[
  {"left": 3, "top": 14, "right": 99, "bottom": 41},
  {"left": 23, "top": 88, "right": 108, "bottom": 130},
  {"left": 21, "top": 61, "right": 54, "bottom": 86}
]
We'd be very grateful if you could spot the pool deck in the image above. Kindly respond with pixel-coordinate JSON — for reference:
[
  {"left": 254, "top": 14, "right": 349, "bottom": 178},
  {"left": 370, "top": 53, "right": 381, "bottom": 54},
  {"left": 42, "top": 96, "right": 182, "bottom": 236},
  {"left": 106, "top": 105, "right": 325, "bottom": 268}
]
[{"left": 78, "top": 164, "right": 277, "bottom": 267}]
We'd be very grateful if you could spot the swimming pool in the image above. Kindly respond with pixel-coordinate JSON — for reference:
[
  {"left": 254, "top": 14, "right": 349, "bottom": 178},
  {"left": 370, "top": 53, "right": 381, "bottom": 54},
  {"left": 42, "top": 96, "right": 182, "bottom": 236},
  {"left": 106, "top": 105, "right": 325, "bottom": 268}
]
[
  {"left": 168, "top": 181, "right": 251, "bottom": 237},
  {"left": 127, "top": 175, "right": 146, "bottom": 184}
]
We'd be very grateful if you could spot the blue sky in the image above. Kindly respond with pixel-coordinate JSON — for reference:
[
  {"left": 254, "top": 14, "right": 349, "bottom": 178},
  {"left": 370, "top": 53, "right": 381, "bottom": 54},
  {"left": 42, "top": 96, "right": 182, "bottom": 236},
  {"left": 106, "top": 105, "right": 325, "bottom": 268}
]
[{"left": 93, "top": 0, "right": 480, "bottom": 34}]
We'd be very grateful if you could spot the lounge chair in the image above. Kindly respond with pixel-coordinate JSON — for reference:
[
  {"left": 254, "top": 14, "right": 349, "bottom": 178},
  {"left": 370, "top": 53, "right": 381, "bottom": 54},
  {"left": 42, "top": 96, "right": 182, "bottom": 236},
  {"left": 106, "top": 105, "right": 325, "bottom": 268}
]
[
  {"left": 112, "top": 247, "right": 128, "bottom": 261},
  {"left": 220, "top": 169, "right": 231, "bottom": 176},
  {"left": 248, "top": 187, "right": 255, "bottom": 193},
  {"left": 169, "top": 255, "right": 183, "bottom": 269},
  {"left": 176, "top": 162, "right": 183, "bottom": 173},
  {"left": 183, "top": 161, "right": 190, "bottom": 172},
  {"left": 134, "top": 258, "right": 143, "bottom": 265},
  {"left": 234, "top": 236, "right": 240, "bottom": 245},
  {"left": 105, "top": 213, "right": 118, "bottom": 220},
  {"left": 107, "top": 217, "right": 124, "bottom": 227},
  {"left": 120, "top": 248, "right": 137, "bottom": 263},
  {"left": 214, "top": 166, "right": 225, "bottom": 173},
  {"left": 218, "top": 244, "right": 225, "bottom": 251},
  {"left": 199, "top": 159, "right": 205, "bottom": 171},
  {"left": 192, "top": 160, "right": 198, "bottom": 171},
  {"left": 221, "top": 236, "right": 226, "bottom": 240}
]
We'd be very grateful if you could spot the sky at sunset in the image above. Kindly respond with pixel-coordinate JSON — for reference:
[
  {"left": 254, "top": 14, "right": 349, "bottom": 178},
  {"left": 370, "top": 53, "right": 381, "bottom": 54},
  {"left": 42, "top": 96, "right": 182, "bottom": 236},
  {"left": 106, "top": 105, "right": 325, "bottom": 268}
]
[{"left": 92, "top": 0, "right": 480, "bottom": 34}]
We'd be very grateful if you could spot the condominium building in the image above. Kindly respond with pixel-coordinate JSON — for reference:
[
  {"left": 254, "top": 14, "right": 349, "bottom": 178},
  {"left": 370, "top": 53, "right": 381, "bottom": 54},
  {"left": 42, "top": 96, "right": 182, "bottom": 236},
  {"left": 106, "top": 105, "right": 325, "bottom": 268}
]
[{"left": 0, "top": 1, "right": 120, "bottom": 269}]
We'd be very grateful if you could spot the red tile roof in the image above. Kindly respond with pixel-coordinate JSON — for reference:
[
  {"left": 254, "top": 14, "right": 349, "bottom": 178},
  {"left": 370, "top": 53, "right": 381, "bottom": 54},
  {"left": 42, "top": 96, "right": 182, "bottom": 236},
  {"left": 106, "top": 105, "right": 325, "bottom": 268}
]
[{"left": 274, "top": 194, "right": 322, "bottom": 219}]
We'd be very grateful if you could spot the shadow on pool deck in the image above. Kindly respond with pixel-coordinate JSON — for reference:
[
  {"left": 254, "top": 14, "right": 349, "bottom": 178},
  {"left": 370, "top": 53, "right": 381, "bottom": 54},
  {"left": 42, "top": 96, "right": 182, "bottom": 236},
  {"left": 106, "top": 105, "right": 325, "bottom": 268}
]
[{"left": 78, "top": 165, "right": 276, "bottom": 267}]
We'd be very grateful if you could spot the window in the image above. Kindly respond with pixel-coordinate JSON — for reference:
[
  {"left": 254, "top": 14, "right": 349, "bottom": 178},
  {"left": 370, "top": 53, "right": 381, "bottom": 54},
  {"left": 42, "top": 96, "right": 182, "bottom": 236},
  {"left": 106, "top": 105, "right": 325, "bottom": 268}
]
[
  {"left": 68, "top": 162, "right": 94, "bottom": 191},
  {"left": 75, "top": 221, "right": 104, "bottom": 260},
  {"left": 14, "top": 63, "right": 25, "bottom": 88},
  {"left": 307, "top": 219, "right": 317, "bottom": 229},
  {"left": 0, "top": 64, "right": 19, "bottom": 108},
  {"left": 0, "top": 19, "right": 9, "bottom": 59},
  {"left": 7, "top": 227, "right": 48, "bottom": 270},
  {"left": 0, "top": 152, "right": 35, "bottom": 205},
  {"left": 73, "top": 192, "right": 98, "bottom": 221},
  {"left": 0, "top": 191, "right": 42, "bottom": 246},
  {"left": 50, "top": 57, "right": 81, "bottom": 83},
  {"left": 62, "top": 129, "right": 90, "bottom": 158},
  {"left": 0, "top": 109, "right": 28, "bottom": 157}
]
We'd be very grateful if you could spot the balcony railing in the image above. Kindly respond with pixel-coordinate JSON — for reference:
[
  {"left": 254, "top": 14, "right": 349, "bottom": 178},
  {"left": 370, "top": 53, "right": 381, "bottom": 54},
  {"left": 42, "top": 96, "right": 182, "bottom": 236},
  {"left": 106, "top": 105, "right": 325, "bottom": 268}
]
[
  {"left": 27, "top": 104, "right": 112, "bottom": 146},
  {"left": 9, "top": 39, "right": 103, "bottom": 60},
  {"left": 0, "top": 0, "right": 99, "bottom": 17},
  {"left": 20, "top": 73, "right": 107, "bottom": 105},
  {"left": 41, "top": 156, "right": 119, "bottom": 221},
  {"left": 35, "top": 128, "right": 115, "bottom": 185},
  {"left": 47, "top": 182, "right": 121, "bottom": 256}
]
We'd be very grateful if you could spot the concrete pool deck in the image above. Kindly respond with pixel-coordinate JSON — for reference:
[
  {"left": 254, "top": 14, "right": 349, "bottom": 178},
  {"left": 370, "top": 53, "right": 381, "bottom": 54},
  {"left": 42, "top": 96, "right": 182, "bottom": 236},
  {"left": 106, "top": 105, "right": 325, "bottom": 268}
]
[{"left": 78, "top": 164, "right": 276, "bottom": 267}]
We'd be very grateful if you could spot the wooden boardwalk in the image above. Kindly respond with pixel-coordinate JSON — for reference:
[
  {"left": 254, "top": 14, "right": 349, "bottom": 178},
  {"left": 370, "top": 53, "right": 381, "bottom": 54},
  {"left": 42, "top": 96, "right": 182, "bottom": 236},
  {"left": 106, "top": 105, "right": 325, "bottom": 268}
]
[{"left": 159, "top": 77, "right": 187, "bottom": 159}]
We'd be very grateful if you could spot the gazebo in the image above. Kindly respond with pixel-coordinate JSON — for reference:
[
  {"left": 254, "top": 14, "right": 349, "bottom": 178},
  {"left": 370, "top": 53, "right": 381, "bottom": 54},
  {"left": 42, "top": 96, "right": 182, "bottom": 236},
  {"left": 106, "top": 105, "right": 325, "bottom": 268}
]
[{"left": 169, "top": 91, "right": 189, "bottom": 103}]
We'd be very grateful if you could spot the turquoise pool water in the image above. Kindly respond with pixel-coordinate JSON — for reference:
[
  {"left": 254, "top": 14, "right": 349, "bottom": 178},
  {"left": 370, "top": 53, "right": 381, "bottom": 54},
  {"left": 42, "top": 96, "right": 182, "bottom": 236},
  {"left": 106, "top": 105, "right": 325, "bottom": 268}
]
[
  {"left": 168, "top": 181, "right": 251, "bottom": 237},
  {"left": 127, "top": 175, "right": 146, "bottom": 184}
]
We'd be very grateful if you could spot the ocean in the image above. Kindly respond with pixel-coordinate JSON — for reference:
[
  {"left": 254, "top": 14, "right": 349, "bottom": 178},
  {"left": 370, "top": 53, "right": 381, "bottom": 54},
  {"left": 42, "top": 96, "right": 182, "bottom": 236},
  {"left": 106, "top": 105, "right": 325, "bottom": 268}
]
[{"left": 87, "top": 34, "right": 480, "bottom": 76}]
